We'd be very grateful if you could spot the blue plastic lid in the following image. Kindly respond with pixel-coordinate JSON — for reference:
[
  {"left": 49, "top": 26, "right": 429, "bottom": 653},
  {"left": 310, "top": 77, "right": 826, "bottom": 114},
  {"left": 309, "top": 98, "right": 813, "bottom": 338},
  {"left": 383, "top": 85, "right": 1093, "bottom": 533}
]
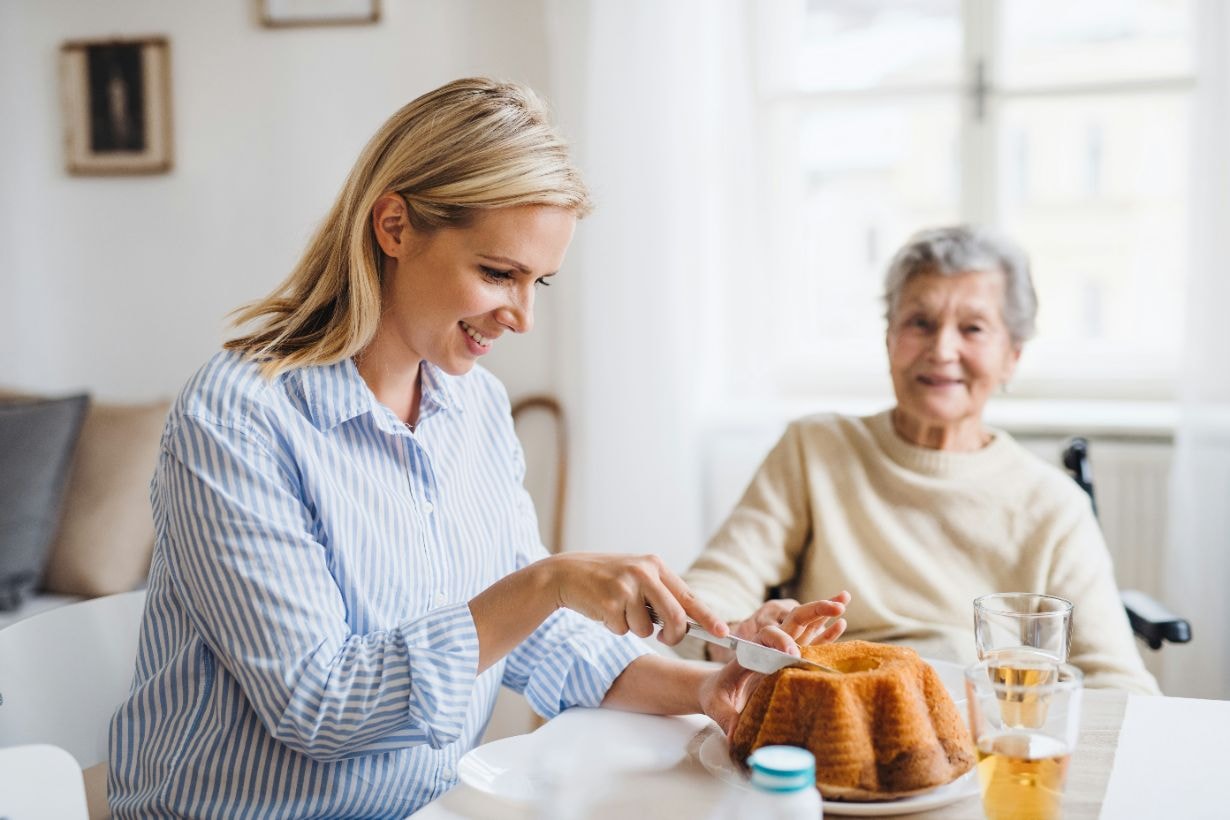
[{"left": 747, "top": 746, "right": 817, "bottom": 793}]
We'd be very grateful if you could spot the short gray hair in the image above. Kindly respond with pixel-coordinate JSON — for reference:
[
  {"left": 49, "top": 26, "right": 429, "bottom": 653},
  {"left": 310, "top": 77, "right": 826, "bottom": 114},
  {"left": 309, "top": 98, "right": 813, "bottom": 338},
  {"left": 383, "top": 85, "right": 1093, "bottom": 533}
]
[{"left": 883, "top": 225, "right": 1037, "bottom": 346}]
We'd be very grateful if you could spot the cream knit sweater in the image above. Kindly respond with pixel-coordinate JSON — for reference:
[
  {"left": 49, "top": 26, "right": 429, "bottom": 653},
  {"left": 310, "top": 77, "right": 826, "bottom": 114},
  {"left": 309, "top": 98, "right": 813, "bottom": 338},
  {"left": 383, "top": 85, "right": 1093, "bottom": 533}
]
[{"left": 681, "top": 411, "right": 1159, "bottom": 694}]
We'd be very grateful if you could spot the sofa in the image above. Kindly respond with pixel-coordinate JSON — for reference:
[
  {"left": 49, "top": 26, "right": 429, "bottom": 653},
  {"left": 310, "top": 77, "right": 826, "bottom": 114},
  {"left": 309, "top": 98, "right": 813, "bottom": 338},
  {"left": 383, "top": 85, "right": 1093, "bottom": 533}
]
[{"left": 0, "top": 391, "right": 168, "bottom": 630}]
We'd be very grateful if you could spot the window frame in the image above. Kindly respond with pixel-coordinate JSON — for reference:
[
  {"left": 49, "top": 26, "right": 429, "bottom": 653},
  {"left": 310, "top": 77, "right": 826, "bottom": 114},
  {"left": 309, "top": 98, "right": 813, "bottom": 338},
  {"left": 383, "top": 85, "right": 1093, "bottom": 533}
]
[{"left": 745, "top": 0, "right": 1196, "bottom": 404}]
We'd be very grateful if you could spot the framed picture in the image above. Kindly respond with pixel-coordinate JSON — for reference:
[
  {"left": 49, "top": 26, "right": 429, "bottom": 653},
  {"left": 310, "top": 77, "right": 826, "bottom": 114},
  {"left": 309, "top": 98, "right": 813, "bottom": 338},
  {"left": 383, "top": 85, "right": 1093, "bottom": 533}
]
[
  {"left": 59, "top": 37, "right": 173, "bottom": 175},
  {"left": 260, "top": 0, "right": 381, "bottom": 28}
]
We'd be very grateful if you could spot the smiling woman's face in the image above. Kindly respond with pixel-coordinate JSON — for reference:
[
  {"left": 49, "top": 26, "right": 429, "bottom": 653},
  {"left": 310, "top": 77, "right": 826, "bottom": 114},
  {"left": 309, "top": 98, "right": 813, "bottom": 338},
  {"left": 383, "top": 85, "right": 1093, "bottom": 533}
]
[
  {"left": 378, "top": 203, "right": 576, "bottom": 376},
  {"left": 886, "top": 269, "right": 1021, "bottom": 450}
]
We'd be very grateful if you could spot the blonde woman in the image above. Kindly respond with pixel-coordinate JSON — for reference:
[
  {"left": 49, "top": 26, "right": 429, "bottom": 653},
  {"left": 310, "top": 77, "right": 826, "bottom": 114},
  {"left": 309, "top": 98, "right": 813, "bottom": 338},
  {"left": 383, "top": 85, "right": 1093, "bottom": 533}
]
[{"left": 106, "top": 78, "right": 846, "bottom": 817}]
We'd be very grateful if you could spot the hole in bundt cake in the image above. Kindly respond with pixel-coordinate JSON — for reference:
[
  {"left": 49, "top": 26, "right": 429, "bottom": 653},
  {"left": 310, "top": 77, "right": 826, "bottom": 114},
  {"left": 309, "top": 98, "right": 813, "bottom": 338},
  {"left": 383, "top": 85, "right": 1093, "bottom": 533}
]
[{"left": 834, "top": 656, "right": 885, "bottom": 673}]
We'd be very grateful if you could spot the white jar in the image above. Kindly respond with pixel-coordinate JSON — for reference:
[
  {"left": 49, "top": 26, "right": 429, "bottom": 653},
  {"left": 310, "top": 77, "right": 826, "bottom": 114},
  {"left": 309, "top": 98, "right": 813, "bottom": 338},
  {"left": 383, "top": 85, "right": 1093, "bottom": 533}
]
[{"left": 713, "top": 745, "right": 823, "bottom": 819}]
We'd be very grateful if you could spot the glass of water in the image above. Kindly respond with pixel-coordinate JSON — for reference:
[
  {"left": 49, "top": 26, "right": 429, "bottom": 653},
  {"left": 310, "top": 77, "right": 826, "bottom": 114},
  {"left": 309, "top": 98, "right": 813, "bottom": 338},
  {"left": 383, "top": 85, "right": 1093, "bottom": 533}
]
[{"left": 974, "top": 592, "right": 1073, "bottom": 666}]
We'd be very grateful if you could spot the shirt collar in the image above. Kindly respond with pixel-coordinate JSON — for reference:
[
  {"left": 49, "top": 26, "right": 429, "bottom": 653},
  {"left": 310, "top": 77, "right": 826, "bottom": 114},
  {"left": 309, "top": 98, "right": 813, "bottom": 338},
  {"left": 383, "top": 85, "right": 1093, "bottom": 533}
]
[
  {"left": 418, "top": 360, "right": 464, "bottom": 418},
  {"left": 295, "top": 357, "right": 465, "bottom": 432},
  {"left": 293, "top": 358, "right": 370, "bottom": 431}
]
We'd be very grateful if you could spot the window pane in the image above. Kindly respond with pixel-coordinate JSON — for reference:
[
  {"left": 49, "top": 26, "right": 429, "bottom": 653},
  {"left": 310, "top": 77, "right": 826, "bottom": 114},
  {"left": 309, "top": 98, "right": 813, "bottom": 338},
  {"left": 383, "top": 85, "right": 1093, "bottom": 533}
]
[
  {"left": 999, "top": 0, "right": 1192, "bottom": 88},
  {"left": 757, "top": 98, "right": 961, "bottom": 392},
  {"left": 761, "top": 0, "right": 962, "bottom": 94},
  {"left": 998, "top": 92, "right": 1188, "bottom": 371}
]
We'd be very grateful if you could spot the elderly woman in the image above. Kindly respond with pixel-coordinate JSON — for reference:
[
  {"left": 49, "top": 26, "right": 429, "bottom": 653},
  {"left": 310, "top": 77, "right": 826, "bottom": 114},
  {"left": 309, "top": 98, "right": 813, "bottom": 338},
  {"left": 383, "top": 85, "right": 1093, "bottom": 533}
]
[{"left": 681, "top": 225, "right": 1159, "bottom": 694}]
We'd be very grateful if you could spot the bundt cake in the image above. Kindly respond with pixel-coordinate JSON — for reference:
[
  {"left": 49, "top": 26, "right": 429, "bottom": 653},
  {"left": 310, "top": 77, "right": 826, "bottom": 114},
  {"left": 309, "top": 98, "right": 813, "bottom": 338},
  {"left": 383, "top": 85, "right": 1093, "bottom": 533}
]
[{"left": 729, "top": 640, "right": 975, "bottom": 801}]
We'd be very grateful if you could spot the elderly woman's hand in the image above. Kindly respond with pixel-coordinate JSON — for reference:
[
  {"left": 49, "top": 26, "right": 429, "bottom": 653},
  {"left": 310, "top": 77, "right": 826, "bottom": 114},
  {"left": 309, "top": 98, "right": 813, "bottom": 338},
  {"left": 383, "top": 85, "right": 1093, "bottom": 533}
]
[
  {"left": 708, "top": 591, "right": 850, "bottom": 663},
  {"left": 697, "top": 658, "right": 764, "bottom": 739}
]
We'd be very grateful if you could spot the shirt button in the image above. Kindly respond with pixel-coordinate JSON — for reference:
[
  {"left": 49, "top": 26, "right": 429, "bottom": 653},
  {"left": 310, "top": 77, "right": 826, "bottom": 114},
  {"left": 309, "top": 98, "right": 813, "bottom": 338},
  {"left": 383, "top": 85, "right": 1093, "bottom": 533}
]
[
  {"left": 441, "top": 766, "right": 455, "bottom": 781},
  {"left": 435, "top": 593, "right": 446, "bottom": 607},
  {"left": 422, "top": 500, "right": 434, "bottom": 514}
]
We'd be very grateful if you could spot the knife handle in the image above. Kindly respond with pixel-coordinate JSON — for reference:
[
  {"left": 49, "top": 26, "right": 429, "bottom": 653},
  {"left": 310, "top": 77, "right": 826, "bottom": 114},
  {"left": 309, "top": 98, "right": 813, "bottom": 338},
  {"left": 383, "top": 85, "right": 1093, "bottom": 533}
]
[
  {"left": 683, "top": 621, "right": 736, "bottom": 650},
  {"left": 644, "top": 604, "right": 734, "bottom": 649}
]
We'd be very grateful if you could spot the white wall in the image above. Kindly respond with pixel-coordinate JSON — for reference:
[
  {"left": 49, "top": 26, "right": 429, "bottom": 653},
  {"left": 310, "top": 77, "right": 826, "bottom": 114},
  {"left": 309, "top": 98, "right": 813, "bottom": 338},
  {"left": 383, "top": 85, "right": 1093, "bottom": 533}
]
[{"left": 0, "top": 0, "right": 556, "bottom": 403}]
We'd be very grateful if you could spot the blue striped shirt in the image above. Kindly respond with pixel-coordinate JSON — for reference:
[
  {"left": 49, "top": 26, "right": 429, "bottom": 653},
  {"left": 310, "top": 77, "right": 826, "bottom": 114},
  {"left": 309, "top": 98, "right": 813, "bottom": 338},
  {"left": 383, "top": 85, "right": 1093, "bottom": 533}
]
[{"left": 108, "top": 350, "right": 648, "bottom": 818}]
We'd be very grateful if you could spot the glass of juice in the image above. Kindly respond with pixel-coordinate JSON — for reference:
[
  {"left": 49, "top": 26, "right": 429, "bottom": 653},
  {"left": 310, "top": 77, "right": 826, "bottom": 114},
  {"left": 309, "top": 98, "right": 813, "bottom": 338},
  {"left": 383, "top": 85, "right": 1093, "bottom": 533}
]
[{"left": 965, "top": 660, "right": 1083, "bottom": 820}]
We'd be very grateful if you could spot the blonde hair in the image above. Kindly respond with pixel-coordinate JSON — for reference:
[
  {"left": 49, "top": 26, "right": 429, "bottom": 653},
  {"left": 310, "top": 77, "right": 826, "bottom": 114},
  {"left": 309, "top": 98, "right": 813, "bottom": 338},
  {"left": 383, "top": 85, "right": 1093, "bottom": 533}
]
[{"left": 226, "top": 77, "right": 592, "bottom": 377}]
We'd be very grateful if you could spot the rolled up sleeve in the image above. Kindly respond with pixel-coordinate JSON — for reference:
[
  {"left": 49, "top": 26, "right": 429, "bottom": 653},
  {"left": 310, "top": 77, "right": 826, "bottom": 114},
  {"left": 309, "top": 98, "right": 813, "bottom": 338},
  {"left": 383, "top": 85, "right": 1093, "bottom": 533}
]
[
  {"left": 501, "top": 609, "right": 650, "bottom": 718},
  {"left": 496, "top": 434, "right": 652, "bottom": 715}
]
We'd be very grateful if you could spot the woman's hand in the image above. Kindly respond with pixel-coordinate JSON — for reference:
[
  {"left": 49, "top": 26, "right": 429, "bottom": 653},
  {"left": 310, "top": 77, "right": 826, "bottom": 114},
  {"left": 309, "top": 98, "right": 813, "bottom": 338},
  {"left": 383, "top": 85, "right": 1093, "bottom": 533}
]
[
  {"left": 708, "top": 591, "right": 851, "bottom": 663},
  {"left": 470, "top": 552, "right": 727, "bottom": 674},
  {"left": 540, "top": 552, "right": 729, "bottom": 646}
]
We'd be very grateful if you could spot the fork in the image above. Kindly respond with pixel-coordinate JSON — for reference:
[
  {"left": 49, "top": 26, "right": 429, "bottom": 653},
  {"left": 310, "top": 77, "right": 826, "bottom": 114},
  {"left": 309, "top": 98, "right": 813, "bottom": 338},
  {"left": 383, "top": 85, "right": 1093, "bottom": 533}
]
[{"left": 645, "top": 604, "right": 840, "bottom": 675}]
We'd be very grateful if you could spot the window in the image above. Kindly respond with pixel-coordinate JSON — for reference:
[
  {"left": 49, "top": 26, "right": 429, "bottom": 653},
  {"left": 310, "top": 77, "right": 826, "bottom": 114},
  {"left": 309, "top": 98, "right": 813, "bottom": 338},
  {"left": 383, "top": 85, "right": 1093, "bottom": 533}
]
[{"left": 736, "top": 0, "right": 1193, "bottom": 402}]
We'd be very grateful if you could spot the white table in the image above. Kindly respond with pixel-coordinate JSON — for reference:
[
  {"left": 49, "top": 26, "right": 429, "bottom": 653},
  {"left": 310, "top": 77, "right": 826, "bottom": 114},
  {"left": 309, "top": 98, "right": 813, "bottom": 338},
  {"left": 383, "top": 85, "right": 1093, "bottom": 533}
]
[
  {"left": 414, "top": 692, "right": 1230, "bottom": 819},
  {"left": 1099, "top": 695, "right": 1230, "bottom": 819}
]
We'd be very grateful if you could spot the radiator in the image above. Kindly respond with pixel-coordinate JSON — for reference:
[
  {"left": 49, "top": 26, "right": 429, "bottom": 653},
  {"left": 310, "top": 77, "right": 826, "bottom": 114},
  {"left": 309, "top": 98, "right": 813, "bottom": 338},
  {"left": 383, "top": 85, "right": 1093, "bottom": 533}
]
[
  {"left": 1019, "top": 435, "right": 1176, "bottom": 689},
  {"left": 1016, "top": 436, "right": 1173, "bottom": 597}
]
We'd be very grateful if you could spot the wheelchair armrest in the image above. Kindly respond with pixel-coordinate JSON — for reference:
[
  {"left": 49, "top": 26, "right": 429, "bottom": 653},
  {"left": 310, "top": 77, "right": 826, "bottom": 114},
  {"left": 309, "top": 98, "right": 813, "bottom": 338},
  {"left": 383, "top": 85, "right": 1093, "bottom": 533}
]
[{"left": 1121, "top": 588, "right": 1192, "bottom": 650}]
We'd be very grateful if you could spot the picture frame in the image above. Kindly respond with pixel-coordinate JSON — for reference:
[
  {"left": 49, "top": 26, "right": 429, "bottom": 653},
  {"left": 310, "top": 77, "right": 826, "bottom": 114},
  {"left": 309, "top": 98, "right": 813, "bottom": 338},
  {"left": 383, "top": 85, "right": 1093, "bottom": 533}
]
[
  {"left": 260, "top": 0, "right": 381, "bottom": 28},
  {"left": 59, "top": 37, "right": 173, "bottom": 176}
]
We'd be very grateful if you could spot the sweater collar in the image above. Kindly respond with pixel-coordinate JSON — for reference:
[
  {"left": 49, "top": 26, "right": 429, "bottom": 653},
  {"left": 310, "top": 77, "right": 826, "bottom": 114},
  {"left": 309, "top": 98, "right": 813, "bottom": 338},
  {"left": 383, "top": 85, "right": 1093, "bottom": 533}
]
[{"left": 866, "top": 409, "right": 1015, "bottom": 477}]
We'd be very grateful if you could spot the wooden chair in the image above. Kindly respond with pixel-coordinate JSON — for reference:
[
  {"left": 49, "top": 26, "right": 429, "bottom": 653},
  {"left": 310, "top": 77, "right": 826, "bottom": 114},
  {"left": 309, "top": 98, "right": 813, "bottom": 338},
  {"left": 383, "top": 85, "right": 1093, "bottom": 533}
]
[
  {"left": 504, "top": 395, "right": 569, "bottom": 735},
  {"left": 510, "top": 394, "right": 568, "bottom": 555}
]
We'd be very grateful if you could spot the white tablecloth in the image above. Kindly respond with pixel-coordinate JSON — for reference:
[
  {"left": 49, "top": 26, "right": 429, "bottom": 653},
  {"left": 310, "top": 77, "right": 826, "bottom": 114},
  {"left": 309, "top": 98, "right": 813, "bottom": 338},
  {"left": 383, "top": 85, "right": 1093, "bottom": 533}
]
[{"left": 414, "top": 692, "right": 1229, "bottom": 819}]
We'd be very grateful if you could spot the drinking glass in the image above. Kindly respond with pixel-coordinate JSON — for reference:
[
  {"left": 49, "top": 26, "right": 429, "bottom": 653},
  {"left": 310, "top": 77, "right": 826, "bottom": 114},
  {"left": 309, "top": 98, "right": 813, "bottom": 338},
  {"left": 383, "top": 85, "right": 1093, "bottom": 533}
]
[
  {"left": 965, "top": 660, "right": 1083, "bottom": 820},
  {"left": 973, "top": 592, "right": 1073, "bottom": 665}
]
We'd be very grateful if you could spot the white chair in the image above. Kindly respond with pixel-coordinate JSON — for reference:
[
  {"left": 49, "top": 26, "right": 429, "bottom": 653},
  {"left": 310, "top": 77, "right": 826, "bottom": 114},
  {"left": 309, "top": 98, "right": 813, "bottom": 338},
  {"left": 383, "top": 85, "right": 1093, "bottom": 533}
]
[
  {"left": 0, "top": 589, "right": 145, "bottom": 763},
  {"left": 0, "top": 743, "right": 90, "bottom": 819},
  {"left": 0, "top": 589, "right": 146, "bottom": 819}
]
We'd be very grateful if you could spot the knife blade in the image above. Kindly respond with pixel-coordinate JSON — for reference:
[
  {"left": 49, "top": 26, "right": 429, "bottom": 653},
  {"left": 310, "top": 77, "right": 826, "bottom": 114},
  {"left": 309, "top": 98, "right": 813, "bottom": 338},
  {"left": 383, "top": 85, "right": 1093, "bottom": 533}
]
[{"left": 645, "top": 605, "right": 840, "bottom": 674}]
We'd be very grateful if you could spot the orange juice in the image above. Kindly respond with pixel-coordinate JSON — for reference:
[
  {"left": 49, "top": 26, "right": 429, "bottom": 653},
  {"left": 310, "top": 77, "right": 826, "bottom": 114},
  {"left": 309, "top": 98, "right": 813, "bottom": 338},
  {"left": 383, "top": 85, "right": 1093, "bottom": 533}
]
[{"left": 976, "top": 732, "right": 1071, "bottom": 820}]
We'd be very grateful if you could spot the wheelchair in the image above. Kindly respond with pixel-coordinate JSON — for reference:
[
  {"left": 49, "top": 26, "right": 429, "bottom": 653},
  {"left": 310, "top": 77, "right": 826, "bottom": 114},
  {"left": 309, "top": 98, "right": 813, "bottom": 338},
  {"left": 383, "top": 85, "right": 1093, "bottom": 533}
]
[{"left": 1062, "top": 437, "right": 1192, "bottom": 650}]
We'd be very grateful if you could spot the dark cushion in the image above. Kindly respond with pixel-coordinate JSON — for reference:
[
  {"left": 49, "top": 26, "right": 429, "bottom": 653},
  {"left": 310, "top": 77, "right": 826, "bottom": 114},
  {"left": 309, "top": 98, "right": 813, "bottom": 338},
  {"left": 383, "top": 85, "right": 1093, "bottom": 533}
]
[{"left": 0, "top": 394, "right": 89, "bottom": 610}]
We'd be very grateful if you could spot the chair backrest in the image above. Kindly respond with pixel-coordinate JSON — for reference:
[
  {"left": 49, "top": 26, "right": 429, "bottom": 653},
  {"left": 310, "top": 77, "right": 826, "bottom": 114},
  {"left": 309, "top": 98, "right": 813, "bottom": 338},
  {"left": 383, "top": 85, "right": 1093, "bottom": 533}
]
[
  {"left": 0, "top": 589, "right": 146, "bottom": 766},
  {"left": 1059, "top": 437, "right": 1191, "bottom": 649},
  {"left": 511, "top": 394, "right": 569, "bottom": 555},
  {"left": 0, "top": 743, "right": 90, "bottom": 819},
  {"left": 1061, "top": 436, "right": 1098, "bottom": 516}
]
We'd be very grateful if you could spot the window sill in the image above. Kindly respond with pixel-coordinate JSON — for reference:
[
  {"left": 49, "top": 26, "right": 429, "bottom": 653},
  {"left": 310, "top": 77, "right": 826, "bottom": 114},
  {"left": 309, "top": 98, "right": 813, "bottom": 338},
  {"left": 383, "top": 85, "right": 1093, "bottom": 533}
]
[{"left": 983, "top": 399, "right": 1177, "bottom": 440}]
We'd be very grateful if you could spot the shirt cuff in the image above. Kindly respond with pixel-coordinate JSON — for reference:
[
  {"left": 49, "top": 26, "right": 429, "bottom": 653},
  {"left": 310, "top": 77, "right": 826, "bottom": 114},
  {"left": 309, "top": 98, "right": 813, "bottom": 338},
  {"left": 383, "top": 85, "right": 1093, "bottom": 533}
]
[
  {"left": 518, "top": 611, "right": 652, "bottom": 718},
  {"left": 398, "top": 602, "right": 480, "bottom": 749}
]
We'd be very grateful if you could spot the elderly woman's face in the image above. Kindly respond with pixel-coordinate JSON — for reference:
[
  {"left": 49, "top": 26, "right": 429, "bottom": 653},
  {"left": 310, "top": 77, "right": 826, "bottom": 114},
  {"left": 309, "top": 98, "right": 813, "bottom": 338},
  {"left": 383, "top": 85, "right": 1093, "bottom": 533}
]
[{"left": 886, "top": 270, "right": 1020, "bottom": 444}]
